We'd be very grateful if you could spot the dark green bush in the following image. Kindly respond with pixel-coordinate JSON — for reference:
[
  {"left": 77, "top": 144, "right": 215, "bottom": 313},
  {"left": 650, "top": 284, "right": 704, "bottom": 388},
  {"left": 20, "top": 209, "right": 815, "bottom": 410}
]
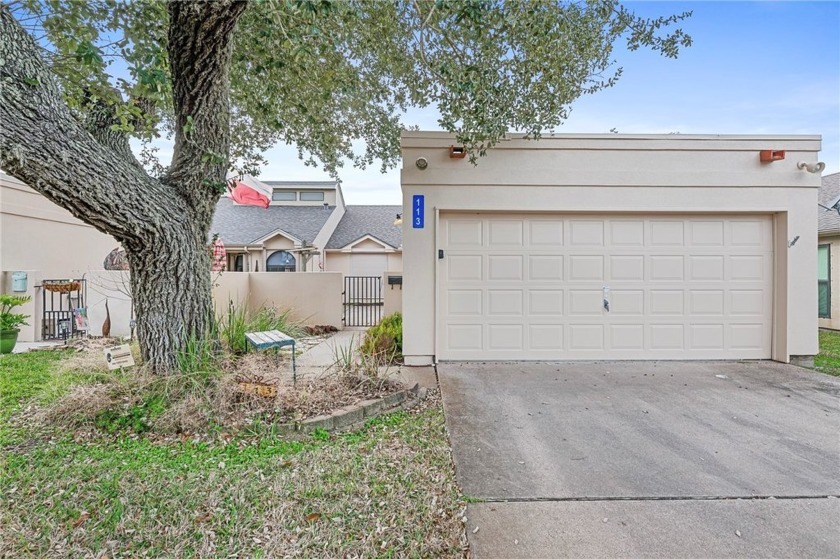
[{"left": 360, "top": 312, "right": 402, "bottom": 363}]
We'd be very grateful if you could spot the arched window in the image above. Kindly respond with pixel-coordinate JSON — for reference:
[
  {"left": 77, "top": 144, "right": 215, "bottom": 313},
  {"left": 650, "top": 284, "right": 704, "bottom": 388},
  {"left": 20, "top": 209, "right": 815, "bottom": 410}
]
[{"left": 266, "top": 250, "right": 296, "bottom": 272}]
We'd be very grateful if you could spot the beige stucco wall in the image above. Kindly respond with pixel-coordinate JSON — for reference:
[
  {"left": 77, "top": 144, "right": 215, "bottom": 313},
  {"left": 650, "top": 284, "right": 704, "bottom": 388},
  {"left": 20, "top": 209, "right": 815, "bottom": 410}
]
[
  {"left": 1, "top": 173, "right": 118, "bottom": 277},
  {"left": 818, "top": 235, "right": 840, "bottom": 330},
  {"left": 382, "top": 272, "right": 403, "bottom": 316},
  {"left": 324, "top": 251, "right": 403, "bottom": 275},
  {"left": 249, "top": 272, "right": 343, "bottom": 326},
  {"left": 400, "top": 132, "right": 822, "bottom": 365}
]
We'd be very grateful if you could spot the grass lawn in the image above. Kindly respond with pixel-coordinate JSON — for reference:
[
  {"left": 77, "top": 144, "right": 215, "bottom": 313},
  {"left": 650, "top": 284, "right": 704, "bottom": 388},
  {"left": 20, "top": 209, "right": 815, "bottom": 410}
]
[
  {"left": 0, "top": 351, "right": 466, "bottom": 558},
  {"left": 815, "top": 329, "right": 840, "bottom": 376}
]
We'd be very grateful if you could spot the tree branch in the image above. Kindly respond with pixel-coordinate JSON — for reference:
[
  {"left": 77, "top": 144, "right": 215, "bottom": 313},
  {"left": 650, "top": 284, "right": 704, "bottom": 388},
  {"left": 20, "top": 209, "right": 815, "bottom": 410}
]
[{"left": 0, "top": 5, "right": 185, "bottom": 242}]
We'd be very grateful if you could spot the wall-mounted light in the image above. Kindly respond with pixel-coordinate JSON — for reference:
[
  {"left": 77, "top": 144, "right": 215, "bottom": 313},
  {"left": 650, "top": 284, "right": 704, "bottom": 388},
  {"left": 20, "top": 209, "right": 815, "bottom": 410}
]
[
  {"left": 449, "top": 145, "right": 466, "bottom": 159},
  {"left": 797, "top": 161, "right": 826, "bottom": 174},
  {"left": 394, "top": 213, "right": 402, "bottom": 225},
  {"left": 759, "top": 150, "right": 785, "bottom": 162},
  {"left": 415, "top": 157, "right": 428, "bottom": 170}
]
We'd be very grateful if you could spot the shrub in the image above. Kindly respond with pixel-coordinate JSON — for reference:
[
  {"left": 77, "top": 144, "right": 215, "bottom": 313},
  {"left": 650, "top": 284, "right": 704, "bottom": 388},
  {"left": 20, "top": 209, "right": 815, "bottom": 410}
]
[{"left": 360, "top": 312, "right": 402, "bottom": 363}]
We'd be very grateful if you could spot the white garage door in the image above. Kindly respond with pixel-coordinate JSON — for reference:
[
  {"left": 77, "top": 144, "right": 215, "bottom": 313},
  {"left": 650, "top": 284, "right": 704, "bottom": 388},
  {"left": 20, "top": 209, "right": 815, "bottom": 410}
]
[{"left": 438, "top": 214, "right": 773, "bottom": 360}]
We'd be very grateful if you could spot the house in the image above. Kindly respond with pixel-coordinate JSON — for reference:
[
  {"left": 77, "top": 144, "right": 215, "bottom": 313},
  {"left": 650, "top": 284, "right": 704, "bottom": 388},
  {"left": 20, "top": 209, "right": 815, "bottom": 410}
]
[
  {"left": 211, "top": 178, "right": 402, "bottom": 277},
  {"left": 818, "top": 172, "right": 840, "bottom": 329},
  {"left": 400, "top": 132, "right": 822, "bottom": 366}
]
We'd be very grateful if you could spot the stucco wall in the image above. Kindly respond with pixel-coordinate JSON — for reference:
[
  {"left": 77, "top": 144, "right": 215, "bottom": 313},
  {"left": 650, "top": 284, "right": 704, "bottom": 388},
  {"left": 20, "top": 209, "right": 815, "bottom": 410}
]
[
  {"left": 1, "top": 173, "right": 118, "bottom": 277},
  {"left": 324, "top": 251, "right": 403, "bottom": 274},
  {"left": 818, "top": 235, "right": 840, "bottom": 330},
  {"left": 400, "top": 133, "right": 822, "bottom": 365},
  {"left": 249, "top": 272, "right": 342, "bottom": 326},
  {"left": 382, "top": 272, "right": 403, "bottom": 316}
]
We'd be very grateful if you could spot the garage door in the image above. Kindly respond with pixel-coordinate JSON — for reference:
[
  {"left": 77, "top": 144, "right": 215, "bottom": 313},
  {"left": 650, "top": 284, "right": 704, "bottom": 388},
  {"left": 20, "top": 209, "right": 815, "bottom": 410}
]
[{"left": 438, "top": 214, "right": 773, "bottom": 360}]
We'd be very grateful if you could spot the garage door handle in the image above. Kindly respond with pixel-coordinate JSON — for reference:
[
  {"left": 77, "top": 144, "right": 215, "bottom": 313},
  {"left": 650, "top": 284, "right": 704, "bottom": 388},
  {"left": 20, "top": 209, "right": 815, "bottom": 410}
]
[{"left": 603, "top": 286, "right": 610, "bottom": 312}]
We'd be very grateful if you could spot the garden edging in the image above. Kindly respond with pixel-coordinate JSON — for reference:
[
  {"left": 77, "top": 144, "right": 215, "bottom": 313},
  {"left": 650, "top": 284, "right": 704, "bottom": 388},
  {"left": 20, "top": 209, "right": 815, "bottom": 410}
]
[{"left": 268, "top": 383, "right": 428, "bottom": 436}]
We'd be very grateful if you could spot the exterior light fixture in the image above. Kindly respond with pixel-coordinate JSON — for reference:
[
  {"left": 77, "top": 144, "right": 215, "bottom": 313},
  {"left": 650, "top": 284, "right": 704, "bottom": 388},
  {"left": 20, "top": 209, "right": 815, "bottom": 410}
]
[
  {"left": 394, "top": 213, "right": 403, "bottom": 225},
  {"left": 415, "top": 157, "right": 428, "bottom": 170},
  {"left": 449, "top": 145, "right": 467, "bottom": 159},
  {"left": 797, "top": 161, "right": 826, "bottom": 174},
  {"left": 759, "top": 150, "right": 785, "bottom": 162}
]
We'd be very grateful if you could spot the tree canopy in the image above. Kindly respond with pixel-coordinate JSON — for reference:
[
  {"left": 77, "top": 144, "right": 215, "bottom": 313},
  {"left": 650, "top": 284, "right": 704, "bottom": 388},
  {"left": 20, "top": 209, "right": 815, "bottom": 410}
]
[
  {"left": 7, "top": 0, "right": 691, "bottom": 174},
  {"left": 0, "top": 0, "right": 691, "bottom": 371}
]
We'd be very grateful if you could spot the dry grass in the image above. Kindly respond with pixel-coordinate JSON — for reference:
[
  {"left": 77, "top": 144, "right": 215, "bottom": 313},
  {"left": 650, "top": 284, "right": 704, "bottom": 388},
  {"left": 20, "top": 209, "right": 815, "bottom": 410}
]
[
  {"left": 34, "top": 343, "right": 404, "bottom": 437},
  {"left": 1, "top": 390, "right": 467, "bottom": 558}
]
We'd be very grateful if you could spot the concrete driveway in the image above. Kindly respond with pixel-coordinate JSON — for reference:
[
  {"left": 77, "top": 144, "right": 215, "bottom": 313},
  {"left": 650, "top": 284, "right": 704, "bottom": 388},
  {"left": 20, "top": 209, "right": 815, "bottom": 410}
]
[{"left": 438, "top": 361, "right": 840, "bottom": 558}]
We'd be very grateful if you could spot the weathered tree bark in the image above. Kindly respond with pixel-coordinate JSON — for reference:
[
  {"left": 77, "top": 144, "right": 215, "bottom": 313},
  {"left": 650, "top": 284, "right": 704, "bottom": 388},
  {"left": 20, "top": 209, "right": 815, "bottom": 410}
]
[{"left": 0, "top": 2, "right": 247, "bottom": 372}]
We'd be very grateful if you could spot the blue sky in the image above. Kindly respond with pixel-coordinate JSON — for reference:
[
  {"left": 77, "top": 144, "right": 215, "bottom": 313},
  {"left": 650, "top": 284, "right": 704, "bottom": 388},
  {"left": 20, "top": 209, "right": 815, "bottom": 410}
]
[{"left": 257, "top": 1, "right": 840, "bottom": 205}]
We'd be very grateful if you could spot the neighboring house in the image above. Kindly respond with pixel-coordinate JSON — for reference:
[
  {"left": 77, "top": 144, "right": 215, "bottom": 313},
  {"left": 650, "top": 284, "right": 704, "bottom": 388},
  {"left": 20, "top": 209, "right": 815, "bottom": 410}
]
[
  {"left": 325, "top": 205, "right": 402, "bottom": 276},
  {"left": 400, "top": 132, "right": 821, "bottom": 366},
  {"left": 818, "top": 172, "right": 840, "bottom": 329},
  {"left": 210, "top": 178, "right": 402, "bottom": 276},
  {"left": 0, "top": 172, "right": 118, "bottom": 277}
]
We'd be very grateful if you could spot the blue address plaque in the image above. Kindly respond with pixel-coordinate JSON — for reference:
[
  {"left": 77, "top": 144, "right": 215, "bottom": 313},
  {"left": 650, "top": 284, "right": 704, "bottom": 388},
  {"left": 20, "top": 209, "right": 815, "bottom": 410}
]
[{"left": 412, "top": 194, "right": 424, "bottom": 229}]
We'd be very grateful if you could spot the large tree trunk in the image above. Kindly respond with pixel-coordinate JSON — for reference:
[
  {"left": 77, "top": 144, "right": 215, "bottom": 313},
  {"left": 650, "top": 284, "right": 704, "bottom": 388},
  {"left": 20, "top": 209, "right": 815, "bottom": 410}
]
[{"left": 0, "top": 2, "right": 247, "bottom": 372}]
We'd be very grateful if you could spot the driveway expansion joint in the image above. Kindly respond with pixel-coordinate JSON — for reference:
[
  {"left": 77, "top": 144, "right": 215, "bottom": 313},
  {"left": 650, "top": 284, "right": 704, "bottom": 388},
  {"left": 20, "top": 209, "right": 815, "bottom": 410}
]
[{"left": 480, "top": 494, "right": 840, "bottom": 503}]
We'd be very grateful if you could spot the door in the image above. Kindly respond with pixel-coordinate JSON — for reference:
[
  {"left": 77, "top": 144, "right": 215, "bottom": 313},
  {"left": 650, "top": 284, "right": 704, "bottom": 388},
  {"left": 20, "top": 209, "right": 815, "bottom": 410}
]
[{"left": 438, "top": 213, "right": 773, "bottom": 360}]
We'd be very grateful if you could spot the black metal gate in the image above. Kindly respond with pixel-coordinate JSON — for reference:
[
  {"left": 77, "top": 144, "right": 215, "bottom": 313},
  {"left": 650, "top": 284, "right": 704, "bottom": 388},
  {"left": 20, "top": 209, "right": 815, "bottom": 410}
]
[
  {"left": 41, "top": 279, "right": 88, "bottom": 340},
  {"left": 343, "top": 276, "right": 383, "bottom": 327}
]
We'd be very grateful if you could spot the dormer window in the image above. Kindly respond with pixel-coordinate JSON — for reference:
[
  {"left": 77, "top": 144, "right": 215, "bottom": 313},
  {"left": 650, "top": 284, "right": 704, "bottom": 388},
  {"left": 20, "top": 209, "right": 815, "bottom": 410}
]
[
  {"left": 272, "top": 190, "right": 296, "bottom": 201},
  {"left": 300, "top": 191, "right": 325, "bottom": 201}
]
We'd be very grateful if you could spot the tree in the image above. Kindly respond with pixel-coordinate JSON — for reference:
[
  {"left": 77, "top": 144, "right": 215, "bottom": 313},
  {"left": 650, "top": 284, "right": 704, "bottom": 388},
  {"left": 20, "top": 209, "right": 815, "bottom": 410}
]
[{"left": 0, "top": 0, "right": 691, "bottom": 372}]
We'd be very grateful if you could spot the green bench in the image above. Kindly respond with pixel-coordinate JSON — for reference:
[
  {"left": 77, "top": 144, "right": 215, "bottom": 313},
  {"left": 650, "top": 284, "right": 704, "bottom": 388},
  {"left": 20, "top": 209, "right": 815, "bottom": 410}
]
[{"left": 245, "top": 330, "right": 297, "bottom": 383}]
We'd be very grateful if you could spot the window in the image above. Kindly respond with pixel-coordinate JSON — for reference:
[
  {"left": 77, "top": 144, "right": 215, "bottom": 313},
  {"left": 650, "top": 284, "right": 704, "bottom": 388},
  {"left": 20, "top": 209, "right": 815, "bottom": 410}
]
[
  {"left": 819, "top": 244, "right": 830, "bottom": 318},
  {"left": 300, "top": 191, "right": 325, "bottom": 201},
  {"left": 266, "top": 250, "right": 296, "bottom": 272},
  {"left": 272, "top": 190, "right": 296, "bottom": 201},
  {"left": 234, "top": 254, "right": 244, "bottom": 272}
]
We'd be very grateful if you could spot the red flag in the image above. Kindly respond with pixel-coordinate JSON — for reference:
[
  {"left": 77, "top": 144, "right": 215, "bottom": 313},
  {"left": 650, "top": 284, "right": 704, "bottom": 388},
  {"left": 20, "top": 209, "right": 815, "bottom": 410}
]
[{"left": 230, "top": 181, "right": 271, "bottom": 208}]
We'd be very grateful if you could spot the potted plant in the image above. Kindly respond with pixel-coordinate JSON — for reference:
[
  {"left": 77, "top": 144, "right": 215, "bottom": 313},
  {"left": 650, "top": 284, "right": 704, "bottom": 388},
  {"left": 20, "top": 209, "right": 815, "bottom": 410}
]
[{"left": 0, "top": 294, "right": 32, "bottom": 354}]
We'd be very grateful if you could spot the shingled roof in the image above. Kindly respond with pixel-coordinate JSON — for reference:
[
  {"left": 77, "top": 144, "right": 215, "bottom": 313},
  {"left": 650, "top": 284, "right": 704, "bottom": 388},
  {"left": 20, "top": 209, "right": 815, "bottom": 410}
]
[
  {"left": 211, "top": 197, "right": 335, "bottom": 245},
  {"left": 326, "top": 205, "right": 402, "bottom": 249},
  {"left": 818, "top": 172, "right": 840, "bottom": 236}
]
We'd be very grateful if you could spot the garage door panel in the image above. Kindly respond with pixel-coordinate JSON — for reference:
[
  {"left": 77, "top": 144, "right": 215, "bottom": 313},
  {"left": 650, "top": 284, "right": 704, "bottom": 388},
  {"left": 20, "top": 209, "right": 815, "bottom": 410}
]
[
  {"left": 650, "top": 221, "right": 685, "bottom": 246},
  {"left": 529, "top": 220, "right": 564, "bottom": 246},
  {"left": 488, "top": 324, "right": 524, "bottom": 350},
  {"left": 488, "top": 290, "right": 523, "bottom": 316},
  {"left": 488, "top": 255, "right": 523, "bottom": 281},
  {"left": 529, "top": 324, "right": 564, "bottom": 349},
  {"left": 569, "top": 325, "right": 604, "bottom": 350},
  {"left": 529, "top": 290, "right": 564, "bottom": 315},
  {"left": 611, "top": 290, "right": 644, "bottom": 315},
  {"left": 489, "top": 220, "right": 524, "bottom": 247},
  {"left": 610, "top": 255, "right": 645, "bottom": 281},
  {"left": 448, "top": 290, "right": 483, "bottom": 315},
  {"left": 448, "top": 255, "right": 483, "bottom": 281},
  {"left": 650, "top": 325, "right": 685, "bottom": 350},
  {"left": 569, "top": 255, "right": 604, "bottom": 281},
  {"left": 690, "top": 324, "right": 725, "bottom": 350},
  {"left": 447, "top": 219, "right": 483, "bottom": 246},
  {"left": 650, "top": 290, "right": 685, "bottom": 315},
  {"left": 569, "top": 220, "right": 604, "bottom": 246},
  {"left": 610, "top": 221, "right": 645, "bottom": 246},
  {"left": 689, "top": 256, "right": 724, "bottom": 280},
  {"left": 529, "top": 255, "right": 564, "bottom": 280},
  {"left": 439, "top": 214, "right": 772, "bottom": 361},
  {"left": 610, "top": 324, "right": 645, "bottom": 350},
  {"left": 690, "top": 220, "right": 725, "bottom": 246},
  {"left": 650, "top": 256, "right": 685, "bottom": 281},
  {"left": 570, "top": 290, "right": 603, "bottom": 315}
]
